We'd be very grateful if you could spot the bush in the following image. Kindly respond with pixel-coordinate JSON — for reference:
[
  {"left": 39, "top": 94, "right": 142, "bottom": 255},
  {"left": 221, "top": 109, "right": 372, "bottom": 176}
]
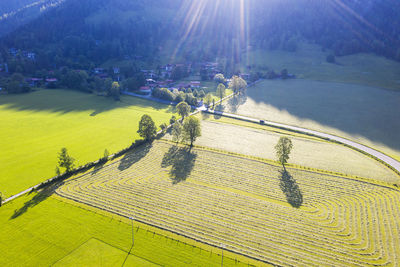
[{"left": 152, "top": 87, "right": 175, "bottom": 102}]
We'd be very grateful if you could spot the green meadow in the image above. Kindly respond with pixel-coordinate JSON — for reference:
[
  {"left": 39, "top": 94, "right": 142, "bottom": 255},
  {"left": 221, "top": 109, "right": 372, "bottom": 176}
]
[
  {"left": 0, "top": 89, "right": 176, "bottom": 197},
  {"left": 227, "top": 79, "right": 400, "bottom": 160},
  {"left": 245, "top": 43, "right": 400, "bottom": 90},
  {"left": 0, "top": 192, "right": 251, "bottom": 266}
]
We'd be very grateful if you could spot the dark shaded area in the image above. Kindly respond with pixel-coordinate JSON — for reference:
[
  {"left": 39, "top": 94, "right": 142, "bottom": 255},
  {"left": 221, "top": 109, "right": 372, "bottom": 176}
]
[
  {"left": 242, "top": 80, "right": 400, "bottom": 151},
  {"left": 213, "top": 104, "right": 225, "bottom": 120},
  {"left": 9, "top": 183, "right": 60, "bottom": 219},
  {"left": 91, "top": 160, "right": 107, "bottom": 175},
  {"left": 279, "top": 168, "right": 303, "bottom": 208},
  {"left": 161, "top": 146, "right": 197, "bottom": 184},
  {"left": 0, "top": 89, "right": 175, "bottom": 116},
  {"left": 226, "top": 94, "right": 247, "bottom": 113},
  {"left": 118, "top": 143, "right": 152, "bottom": 171}
]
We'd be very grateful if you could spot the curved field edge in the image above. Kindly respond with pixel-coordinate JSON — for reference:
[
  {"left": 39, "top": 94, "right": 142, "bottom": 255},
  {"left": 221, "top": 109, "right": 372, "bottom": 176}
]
[
  {"left": 0, "top": 193, "right": 263, "bottom": 267},
  {"left": 194, "top": 115, "right": 400, "bottom": 184},
  {"left": 55, "top": 140, "right": 400, "bottom": 266},
  {"left": 164, "top": 140, "right": 400, "bottom": 190}
]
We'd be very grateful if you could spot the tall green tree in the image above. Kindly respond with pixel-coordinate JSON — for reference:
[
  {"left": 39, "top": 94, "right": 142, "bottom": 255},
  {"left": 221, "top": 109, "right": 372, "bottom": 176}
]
[
  {"left": 110, "top": 81, "right": 120, "bottom": 100},
  {"left": 183, "top": 116, "right": 201, "bottom": 147},
  {"left": 216, "top": 83, "right": 226, "bottom": 101},
  {"left": 176, "top": 101, "right": 191, "bottom": 119},
  {"left": 171, "top": 122, "right": 183, "bottom": 144},
  {"left": 275, "top": 137, "right": 293, "bottom": 165},
  {"left": 214, "top": 73, "right": 225, "bottom": 84},
  {"left": 58, "top": 148, "right": 75, "bottom": 173},
  {"left": 204, "top": 93, "right": 213, "bottom": 108},
  {"left": 229, "top": 75, "right": 247, "bottom": 94},
  {"left": 138, "top": 114, "right": 157, "bottom": 141}
]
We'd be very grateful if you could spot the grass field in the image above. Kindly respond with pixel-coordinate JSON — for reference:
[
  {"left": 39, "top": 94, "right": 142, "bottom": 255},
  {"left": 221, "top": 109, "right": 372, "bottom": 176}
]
[
  {"left": 0, "top": 89, "right": 176, "bottom": 197},
  {"left": 55, "top": 140, "right": 400, "bottom": 266},
  {"left": 225, "top": 79, "right": 400, "bottom": 160},
  {"left": 186, "top": 116, "right": 399, "bottom": 183},
  {"left": 0, "top": 191, "right": 252, "bottom": 266},
  {"left": 244, "top": 43, "right": 400, "bottom": 90}
]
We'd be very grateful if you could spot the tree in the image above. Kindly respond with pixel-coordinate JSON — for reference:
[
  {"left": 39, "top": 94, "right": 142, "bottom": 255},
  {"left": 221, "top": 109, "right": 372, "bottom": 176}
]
[
  {"left": 204, "top": 93, "right": 213, "bottom": 108},
  {"left": 275, "top": 137, "right": 293, "bottom": 165},
  {"left": 171, "top": 122, "right": 183, "bottom": 144},
  {"left": 58, "top": 148, "right": 75, "bottom": 173},
  {"left": 176, "top": 101, "right": 190, "bottom": 119},
  {"left": 182, "top": 116, "right": 201, "bottom": 147},
  {"left": 138, "top": 114, "right": 157, "bottom": 141},
  {"left": 198, "top": 89, "right": 206, "bottom": 99},
  {"left": 170, "top": 115, "right": 177, "bottom": 124},
  {"left": 214, "top": 73, "right": 225, "bottom": 84},
  {"left": 110, "top": 82, "right": 120, "bottom": 100},
  {"left": 229, "top": 75, "right": 247, "bottom": 94},
  {"left": 160, "top": 123, "right": 168, "bottom": 133},
  {"left": 216, "top": 83, "right": 226, "bottom": 101},
  {"left": 101, "top": 149, "right": 109, "bottom": 162}
]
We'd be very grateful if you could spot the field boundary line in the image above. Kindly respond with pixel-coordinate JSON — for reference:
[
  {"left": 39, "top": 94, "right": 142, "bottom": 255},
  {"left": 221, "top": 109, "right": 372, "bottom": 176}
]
[
  {"left": 51, "top": 194, "right": 268, "bottom": 266},
  {"left": 160, "top": 139, "right": 399, "bottom": 191},
  {"left": 201, "top": 109, "right": 400, "bottom": 182}
]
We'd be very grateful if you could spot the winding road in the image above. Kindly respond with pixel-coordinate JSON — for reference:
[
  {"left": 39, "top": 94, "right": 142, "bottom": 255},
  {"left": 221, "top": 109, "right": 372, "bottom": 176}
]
[{"left": 202, "top": 108, "right": 400, "bottom": 176}]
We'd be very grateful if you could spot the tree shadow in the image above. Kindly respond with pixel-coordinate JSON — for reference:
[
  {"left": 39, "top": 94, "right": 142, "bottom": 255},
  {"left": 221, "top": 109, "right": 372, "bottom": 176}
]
[
  {"left": 213, "top": 104, "right": 225, "bottom": 120},
  {"left": 9, "top": 182, "right": 61, "bottom": 220},
  {"left": 0, "top": 89, "right": 176, "bottom": 116},
  {"left": 91, "top": 160, "right": 107, "bottom": 175},
  {"left": 161, "top": 146, "right": 197, "bottom": 184},
  {"left": 279, "top": 167, "right": 303, "bottom": 208},
  {"left": 227, "top": 94, "right": 247, "bottom": 113},
  {"left": 245, "top": 79, "right": 400, "bottom": 151},
  {"left": 118, "top": 143, "right": 152, "bottom": 171}
]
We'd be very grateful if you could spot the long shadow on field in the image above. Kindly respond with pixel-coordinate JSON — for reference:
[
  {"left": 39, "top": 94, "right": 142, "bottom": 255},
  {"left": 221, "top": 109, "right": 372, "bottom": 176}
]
[
  {"left": 213, "top": 104, "right": 225, "bottom": 120},
  {"left": 226, "top": 94, "right": 247, "bottom": 113},
  {"left": 244, "top": 80, "right": 400, "bottom": 151},
  {"left": 161, "top": 146, "right": 197, "bottom": 184},
  {"left": 9, "top": 183, "right": 59, "bottom": 220},
  {"left": 279, "top": 168, "right": 303, "bottom": 208},
  {"left": 118, "top": 143, "right": 152, "bottom": 171},
  {"left": 0, "top": 89, "right": 176, "bottom": 115}
]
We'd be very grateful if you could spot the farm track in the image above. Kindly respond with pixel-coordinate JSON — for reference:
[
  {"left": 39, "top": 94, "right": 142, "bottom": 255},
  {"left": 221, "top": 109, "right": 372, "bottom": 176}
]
[{"left": 56, "top": 141, "right": 400, "bottom": 266}]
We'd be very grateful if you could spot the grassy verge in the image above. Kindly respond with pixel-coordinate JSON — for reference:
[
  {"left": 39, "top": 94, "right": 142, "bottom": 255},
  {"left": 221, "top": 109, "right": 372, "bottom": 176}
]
[{"left": 244, "top": 42, "right": 400, "bottom": 90}]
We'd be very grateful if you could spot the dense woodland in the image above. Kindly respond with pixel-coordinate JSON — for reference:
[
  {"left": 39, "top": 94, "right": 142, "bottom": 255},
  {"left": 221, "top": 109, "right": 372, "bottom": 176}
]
[{"left": 0, "top": 0, "right": 399, "bottom": 93}]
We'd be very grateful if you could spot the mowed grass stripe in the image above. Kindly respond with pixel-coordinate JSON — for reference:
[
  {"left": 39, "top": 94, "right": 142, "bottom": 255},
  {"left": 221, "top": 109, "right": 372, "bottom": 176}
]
[{"left": 56, "top": 140, "right": 400, "bottom": 266}]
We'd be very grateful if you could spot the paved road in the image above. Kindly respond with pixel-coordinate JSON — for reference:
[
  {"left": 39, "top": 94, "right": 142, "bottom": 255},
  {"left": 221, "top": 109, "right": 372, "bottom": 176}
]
[{"left": 203, "top": 109, "right": 400, "bottom": 175}]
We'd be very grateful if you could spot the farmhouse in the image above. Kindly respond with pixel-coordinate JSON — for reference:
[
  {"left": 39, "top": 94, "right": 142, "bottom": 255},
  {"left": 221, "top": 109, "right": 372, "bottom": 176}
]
[
  {"left": 139, "top": 86, "right": 152, "bottom": 94},
  {"left": 190, "top": 81, "right": 201, "bottom": 88}
]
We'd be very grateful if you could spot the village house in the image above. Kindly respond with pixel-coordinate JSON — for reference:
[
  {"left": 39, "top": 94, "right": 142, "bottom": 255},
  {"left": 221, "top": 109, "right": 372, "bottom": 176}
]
[
  {"left": 139, "top": 86, "right": 152, "bottom": 95},
  {"left": 26, "top": 78, "right": 43, "bottom": 87},
  {"left": 94, "top": 68, "right": 105, "bottom": 74},
  {"left": 141, "top": 69, "right": 157, "bottom": 79},
  {"left": 190, "top": 81, "right": 201, "bottom": 88}
]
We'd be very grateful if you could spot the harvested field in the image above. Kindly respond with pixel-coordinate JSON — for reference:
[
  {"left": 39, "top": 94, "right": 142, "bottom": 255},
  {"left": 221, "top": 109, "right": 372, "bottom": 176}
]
[
  {"left": 56, "top": 140, "right": 400, "bottom": 266},
  {"left": 187, "top": 118, "right": 399, "bottom": 183},
  {"left": 226, "top": 79, "right": 400, "bottom": 160}
]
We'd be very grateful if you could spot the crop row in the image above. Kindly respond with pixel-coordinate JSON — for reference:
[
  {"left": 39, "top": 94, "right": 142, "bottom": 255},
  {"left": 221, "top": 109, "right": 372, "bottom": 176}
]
[{"left": 56, "top": 141, "right": 400, "bottom": 266}]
